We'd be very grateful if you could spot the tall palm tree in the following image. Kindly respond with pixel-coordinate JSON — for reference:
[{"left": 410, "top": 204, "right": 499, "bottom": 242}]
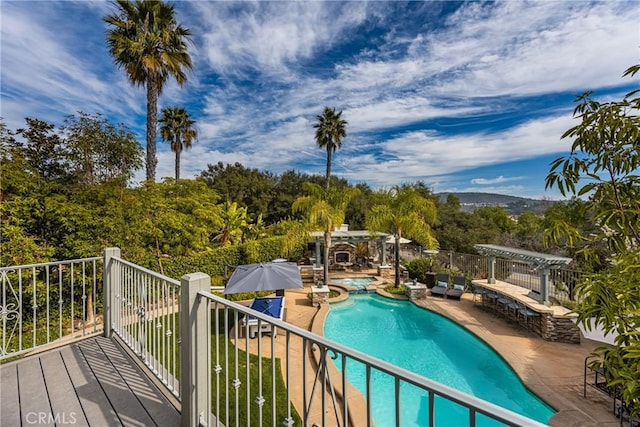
[
  {"left": 289, "top": 183, "right": 360, "bottom": 285},
  {"left": 313, "top": 107, "right": 347, "bottom": 192},
  {"left": 366, "top": 186, "right": 439, "bottom": 287},
  {"left": 159, "top": 106, "right": 197, "bottom": 180},
  {"left": 104, "top": 0, "right": 192, "bottom": 182}
]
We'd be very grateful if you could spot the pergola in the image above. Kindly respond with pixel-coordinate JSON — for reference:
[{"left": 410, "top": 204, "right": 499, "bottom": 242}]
[
  {"left": 474, "top": 244, "right": 572, "bottom": 305},
  {"left": 309, "top": 229, "right": 390, "bottom": 268}
]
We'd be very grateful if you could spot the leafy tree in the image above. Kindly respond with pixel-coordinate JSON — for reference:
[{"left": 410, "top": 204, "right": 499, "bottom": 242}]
[
  {"left": 473, "top": 207, "right": 515, "bottom": 234},
  {"left": 159, "top": 106, "right": 198, "bottom": 180},
  {"left": 201, "top": 162, "right": 277, "bottom": 222},
  {"left": 290, "top": 183, "right": 360, "bottom": 283},
  {"left": 213, "top": 201, "right": 248, "bottom": 246},
  {"left": 16, "top": 117, "right": 68, "bottom": 182},
  {"left": 61, "top": 112, "right": 143, "bottom": 186},
  {"left": 540, "top": 198, "right": 606, "bottom": 270},
  {"left": 344, "top": 182, "right": 372, "bottom": 230},
  {"left": 104, "top": 0, "right": 192, "bottom": 181},
  {"left": 545, "top": 65, "right": 640, "bottom": 412},
  {"left": 269, "top": 169, "right": 309, "bottom": 223},
  {"left": 0, "top": 119, "right": 31, "bottom": 201},
  {"left": 366, "top": 186, "right": 438, "bottom": 287},
  {"left": 503, "top": 211, "right": 545, "bottom": 252},
  {"left": 313, "top": 107, "right": 347, "bottom": 191},
  {"left": 432, "top": 195, "right": 478, "bottom": 253}
]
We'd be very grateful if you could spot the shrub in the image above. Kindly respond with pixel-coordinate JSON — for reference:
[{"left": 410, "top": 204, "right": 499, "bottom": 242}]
[
  {"left": 405, "top": 258, "right": 433, "bottom": 283},
  {"left": 384, "top": 284, "right": 406, "bottom": 295}
]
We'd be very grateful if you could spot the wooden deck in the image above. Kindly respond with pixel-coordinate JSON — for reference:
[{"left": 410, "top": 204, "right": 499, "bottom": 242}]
[{"left": 0, "top": 336, "right": 180, "bottom": 426}]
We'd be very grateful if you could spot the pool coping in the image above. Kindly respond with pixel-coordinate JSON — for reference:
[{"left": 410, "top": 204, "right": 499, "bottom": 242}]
[{"left": 312, "top": 284, "right": 618, "bottom": 426}]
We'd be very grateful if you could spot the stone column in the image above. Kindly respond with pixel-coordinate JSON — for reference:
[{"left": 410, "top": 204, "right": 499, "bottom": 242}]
[{"left": 488, "top": 256, "right": 496, "bottom": 284}]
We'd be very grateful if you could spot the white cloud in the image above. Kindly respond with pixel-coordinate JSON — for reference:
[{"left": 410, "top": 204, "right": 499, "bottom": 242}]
[
  {"left": 471, "top": 176, "right": 524, "bottom": 185},
  {"left": 2, "top": 0, "right": 636, "bottom": 200}
]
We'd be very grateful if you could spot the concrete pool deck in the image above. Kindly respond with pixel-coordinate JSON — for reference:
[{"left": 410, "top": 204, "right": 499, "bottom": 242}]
[{"left": 240, "top": 281, "right": 620, "bottom": 426}]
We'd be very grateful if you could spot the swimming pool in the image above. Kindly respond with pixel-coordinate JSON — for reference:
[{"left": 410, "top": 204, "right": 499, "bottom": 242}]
[
  {"left": 324, "top": 294, "right": 555, "bottom": 426},
  {"left": 330, "top": 276, "right": 377, "bottom": 290}
]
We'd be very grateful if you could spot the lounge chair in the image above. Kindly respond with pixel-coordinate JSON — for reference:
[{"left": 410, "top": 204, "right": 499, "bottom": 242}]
[
  {"left": 242, "top": 296, "right": 285, "bottom": 339},
  {"left": 430, "top": 273, "right": 449, "bottom": 297},
  {"left": 446, "top": 276, "right": 466, "bottom": 300}
]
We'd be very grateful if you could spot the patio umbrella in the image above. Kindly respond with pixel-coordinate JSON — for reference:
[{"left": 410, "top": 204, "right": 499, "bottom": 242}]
[
  {"left": 385, "top": 236, "right": 412, "bottom": 244},
  {"left": 223, "top": 262, "right": 303, "bottom": 294}
]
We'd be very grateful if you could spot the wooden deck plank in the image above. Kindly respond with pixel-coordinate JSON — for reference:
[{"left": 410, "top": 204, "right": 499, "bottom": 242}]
[
  {"left": 39, "top": 350, "right": 90, "bottom": 426},
  {"left": 0, "top": 364, "right": 21, "bottom": 425},
  {"left": 1, "top": 336, "right": 180, "bottom": 427},
  {"left": 17, "top": 357, "right": 55, "bottom": 426},
  {"left": 96, "top": 338, "right": 181, "bottom": 426},
  {"left": 61, "top": 344, "right": 122, "bottom": 426},
  {"left": 77, "top": 338, "right": 157, "bottom": 427}
]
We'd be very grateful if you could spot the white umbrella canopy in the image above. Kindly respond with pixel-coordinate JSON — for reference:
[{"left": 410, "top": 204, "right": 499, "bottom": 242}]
[
  {"left": 223, "top": 262, "right": 303, "bottom": 294},
  {"left": 386, "top": 236, "right": 412, "bottom": 244}
]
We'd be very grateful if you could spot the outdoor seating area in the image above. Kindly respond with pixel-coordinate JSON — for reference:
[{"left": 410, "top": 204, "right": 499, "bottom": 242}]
[
  {"left": 242, "top": 296, "right": 286, "bottom": 338},
  {"left": 429, "top": 273, "right": 466, "bottom": 299},
  {"left": 472, "top": 279, "right": 580, "bottom": 343}
]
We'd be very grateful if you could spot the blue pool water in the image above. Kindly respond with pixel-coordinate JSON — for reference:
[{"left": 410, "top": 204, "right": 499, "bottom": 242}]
[
  {"left": 324, "top": 294, "right": 555, "bottom": 426},
  {"left": 330, "top": 277, "right": 376, "bottom": 290}
]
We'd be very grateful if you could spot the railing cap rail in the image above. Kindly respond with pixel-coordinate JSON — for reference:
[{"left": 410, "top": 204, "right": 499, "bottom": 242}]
[
  {"left": 111, "top": 257, "right": 181, "bottom": 286},
  {"left": 0, "top": 256, "right": 102, "bottom": 271}
]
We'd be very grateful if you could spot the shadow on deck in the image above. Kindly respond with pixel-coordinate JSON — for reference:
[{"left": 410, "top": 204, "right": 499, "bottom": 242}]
[{"left": 0, "top": 336, "right": 180, "bottom": 426}]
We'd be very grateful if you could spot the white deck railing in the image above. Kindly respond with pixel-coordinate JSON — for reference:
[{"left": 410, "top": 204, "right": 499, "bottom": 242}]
[
  {"left": 0, "top": 257, "right": 102, "bottom": 360},
  {"left": 104, "top": 248, "right": 182, "bottom": 398},
  {"left": 101, "top": 247, "right": 547, "bottom": 427}
]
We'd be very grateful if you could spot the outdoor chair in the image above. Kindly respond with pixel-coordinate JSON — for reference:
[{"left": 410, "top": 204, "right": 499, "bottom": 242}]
[
  {"left": 430, "top": 273, "right": 449, "bottom": 297},
  {"left": 496, "top": 297, "right": 511, "bottom": 317},
  {"left": 516, "top": 303, "right": 541, "bottom": 331},
  {"left": 445, "top": 276, "right": 466, "bottom": 300},
  {"left": 484, "top": 292, "right": 500, "bottom": 310},
  {"left": 242, "top": 296, "right": 285, "bottom": 339},
  {"left": 472, "top": 285, "right": 488, "bottom": 305}
]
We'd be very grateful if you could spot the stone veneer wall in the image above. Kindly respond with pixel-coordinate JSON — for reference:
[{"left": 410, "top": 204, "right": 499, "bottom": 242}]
[
  {"left": 540, "top": 314, "right": 581, "bottom": 344},
  {"left": 311, "top": 290, "right": 329, "bottom": 307},
  {"left": 404, "top": 284, "right": 427, "bottom": 300},
  {"left": 377, "top": 266, "right": 392, "bottom": 279}
]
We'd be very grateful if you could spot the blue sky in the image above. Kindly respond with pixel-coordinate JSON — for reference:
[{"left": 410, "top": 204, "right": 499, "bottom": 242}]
[{"left": 1, "top": 1, "right": 638, "bottom": 199}]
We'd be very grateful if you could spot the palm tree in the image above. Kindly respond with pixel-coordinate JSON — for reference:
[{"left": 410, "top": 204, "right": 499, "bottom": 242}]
[
  {"left": 104, "top": 0, "right": 192, "bottom": 182},
  {"left": 289, "top": 183, "right": 360, "bottom": 285},
  {"left": 159, "top": 106, "right": 197, "bottom": 180},
  {"left": 313, "top": 107, "right": 347, "bottom": 192},
  {"left": 366, "top": 186, "right": 439, "bottom": 287}
]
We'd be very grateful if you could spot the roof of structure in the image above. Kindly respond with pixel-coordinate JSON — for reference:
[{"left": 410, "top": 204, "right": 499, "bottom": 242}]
[
  {"left": 310, "top": 230, "right": 389, "bottom": 242},
  {"left": 474, "top": 244, "right": 572, "bottom": 268}
]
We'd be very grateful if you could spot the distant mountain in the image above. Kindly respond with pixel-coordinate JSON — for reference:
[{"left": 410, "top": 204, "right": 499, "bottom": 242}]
[{"left": 436, "top": 192, "right": 554, "bottom": 215}]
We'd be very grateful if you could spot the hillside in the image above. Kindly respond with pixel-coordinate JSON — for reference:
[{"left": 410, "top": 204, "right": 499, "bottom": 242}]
[{"left": 436, "top": 192, "right": 554, "bottom": 215}]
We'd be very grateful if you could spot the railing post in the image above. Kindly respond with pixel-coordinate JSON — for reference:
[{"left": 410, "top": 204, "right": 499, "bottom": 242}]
[
  {"left": 102, "top": 247, "right": 120, "bottom": 338},
  {"left": 180, "top": 272, "right": 211, "bottom": 427}
]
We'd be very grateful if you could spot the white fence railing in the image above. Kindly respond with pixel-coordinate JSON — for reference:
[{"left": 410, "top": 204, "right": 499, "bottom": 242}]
[
  {"left": 104, "top": 248, "right": 181, "bottom": 399},
  {"left": 4, "top": 248, "right": 549, "bottom": 426},
  {"left": 100, "top": 248, "right": 547, "bottom": 427},
  {"left": 0, "top": 257, "right": 102, "bottom": 360},
  {"left": 436, "top": 250, "right": 583, "bottom": 302}
]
